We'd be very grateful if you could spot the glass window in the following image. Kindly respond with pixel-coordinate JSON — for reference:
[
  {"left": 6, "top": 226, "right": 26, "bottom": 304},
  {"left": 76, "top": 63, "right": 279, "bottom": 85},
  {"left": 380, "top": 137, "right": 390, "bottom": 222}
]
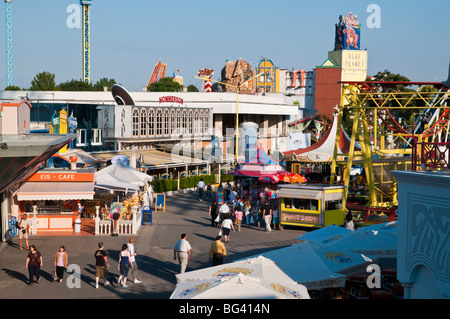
[
  {"left": 170, "top": 109, "right": 176, "bottom": 135},
  {"left": 283, "top": 198, "right": 318, "bottom": 211},
  {"left": 132, "top": 108, "right": 139, "bottom": 137},
  {"left": 164, "top": 109, "right": 170, "bottom": 135},
  {"left": 148, "top": 108, "right": 155, "bottom": 136},
  {"left": 188, "top": 110, "right": 193, "bottom": 135},
  {"left": 325, "top": 200, "right": 343, "bottom": 210},
  {"left": 176, "top": 109, "right": 182, "bottom": 135},
  {"left": 140, "top": 108, "right": 147, "bottom": 137},
  {"left": 182, "top": 110, "right": 187, "bottom": 133},
  {"left": 156, "top": 109, "right": 163, "bottom": 136},
  {"left": 194, "top": 110, "right": 200, "bottom": 135},
  {"left": 203, "top": 110, "right": 209, "bottom": 134}
]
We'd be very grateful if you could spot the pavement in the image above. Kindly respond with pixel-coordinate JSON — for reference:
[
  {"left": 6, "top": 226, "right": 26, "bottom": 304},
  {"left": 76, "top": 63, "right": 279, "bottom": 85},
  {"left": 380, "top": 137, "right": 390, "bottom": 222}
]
[{"left": 0, "top": 191, "right": 306, "bottom": 300}]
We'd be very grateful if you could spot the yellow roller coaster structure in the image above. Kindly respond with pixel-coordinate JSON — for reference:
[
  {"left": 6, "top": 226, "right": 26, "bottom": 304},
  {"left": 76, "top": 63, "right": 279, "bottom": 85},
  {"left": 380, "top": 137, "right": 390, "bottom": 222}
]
[{"left": 330, "top": 80, "right": 449, "bottom": 209}]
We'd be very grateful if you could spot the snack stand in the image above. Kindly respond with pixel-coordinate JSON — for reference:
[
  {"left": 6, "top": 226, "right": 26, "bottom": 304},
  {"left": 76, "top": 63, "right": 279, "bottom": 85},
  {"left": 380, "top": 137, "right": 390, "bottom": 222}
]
[
  {"left": 277, "top": 184, "right": 346, "bottom": 228},
  {"left": 16, "top": 168, "right": 95, "bottom": 232}
]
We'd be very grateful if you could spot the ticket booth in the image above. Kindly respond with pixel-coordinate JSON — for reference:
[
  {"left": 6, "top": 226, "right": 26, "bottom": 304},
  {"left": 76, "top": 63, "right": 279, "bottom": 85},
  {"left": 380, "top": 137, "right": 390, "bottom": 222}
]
[{"left": 277, "top": 184, "right": 346, "bottom": 228}]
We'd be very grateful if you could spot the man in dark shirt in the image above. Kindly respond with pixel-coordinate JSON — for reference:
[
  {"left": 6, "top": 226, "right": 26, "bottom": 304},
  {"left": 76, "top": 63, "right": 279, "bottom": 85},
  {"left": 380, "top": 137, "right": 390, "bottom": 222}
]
[
  {"left": 261, "top": 201, "right": 273, "bottom": 232},
  {"left": 94, "top": 242, "right": 110, "bottom": 288}
]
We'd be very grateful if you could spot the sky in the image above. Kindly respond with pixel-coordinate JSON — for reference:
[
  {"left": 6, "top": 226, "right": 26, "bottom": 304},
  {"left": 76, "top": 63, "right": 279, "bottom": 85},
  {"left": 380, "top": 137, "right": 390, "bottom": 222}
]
[{"left": 2, "top": 0, "right": 450, "bottom": 91}]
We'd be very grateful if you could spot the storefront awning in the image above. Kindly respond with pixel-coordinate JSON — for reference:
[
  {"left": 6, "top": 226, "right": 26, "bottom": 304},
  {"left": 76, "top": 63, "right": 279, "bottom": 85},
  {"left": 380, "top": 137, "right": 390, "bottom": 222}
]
[
  {"left": 276, "top": 188, "right": 322, "bottom": 200},
  {"left": 17, "top": 181, "right": 95, "bottom": 201}
]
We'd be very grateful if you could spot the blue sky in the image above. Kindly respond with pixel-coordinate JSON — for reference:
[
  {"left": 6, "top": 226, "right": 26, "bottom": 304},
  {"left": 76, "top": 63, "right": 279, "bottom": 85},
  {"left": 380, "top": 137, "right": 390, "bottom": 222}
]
[{"left": 2, "top": 0, "right": 450, "bottom": 90}]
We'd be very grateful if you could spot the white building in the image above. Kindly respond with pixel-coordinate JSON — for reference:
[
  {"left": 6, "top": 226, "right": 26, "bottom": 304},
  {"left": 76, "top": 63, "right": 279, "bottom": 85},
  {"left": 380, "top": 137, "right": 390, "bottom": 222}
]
[{"left": 0, "top": 90, "right": 304, "bottom": 160}]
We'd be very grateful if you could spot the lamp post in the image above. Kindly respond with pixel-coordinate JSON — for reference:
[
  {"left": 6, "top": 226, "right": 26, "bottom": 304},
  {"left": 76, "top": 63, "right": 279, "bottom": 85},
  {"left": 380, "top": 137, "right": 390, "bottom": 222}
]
[{"left": 193, "top": 72, "right": 263, "bottom": 162}]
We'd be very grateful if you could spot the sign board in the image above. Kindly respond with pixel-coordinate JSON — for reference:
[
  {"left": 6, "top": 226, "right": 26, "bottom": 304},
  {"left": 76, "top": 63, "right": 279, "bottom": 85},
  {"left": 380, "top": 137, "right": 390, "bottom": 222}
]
[
  {"left": 334, "top": 12, "right": 361, "bottom": 51},
  {"left": 27, "top": 172, "right": 94, "bottom": 182},
  {"left": 155, "top": 193, "right": 166, "bottom": 211},
  {"left": 142, "top": 206, "right": 152, "bottom": 225}
]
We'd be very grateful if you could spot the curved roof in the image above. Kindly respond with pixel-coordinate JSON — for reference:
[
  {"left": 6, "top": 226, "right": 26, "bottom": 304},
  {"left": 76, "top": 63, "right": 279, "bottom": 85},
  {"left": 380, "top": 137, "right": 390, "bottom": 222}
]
[{"left": 283, "top": 114, "right": 360, "bottom": 162}]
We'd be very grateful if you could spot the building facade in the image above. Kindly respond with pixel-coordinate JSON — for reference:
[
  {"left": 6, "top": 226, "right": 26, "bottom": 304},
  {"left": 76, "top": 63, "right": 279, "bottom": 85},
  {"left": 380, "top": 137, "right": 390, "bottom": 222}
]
[{"left": 0, "top": 90, "right": 303, "bottom": 160}]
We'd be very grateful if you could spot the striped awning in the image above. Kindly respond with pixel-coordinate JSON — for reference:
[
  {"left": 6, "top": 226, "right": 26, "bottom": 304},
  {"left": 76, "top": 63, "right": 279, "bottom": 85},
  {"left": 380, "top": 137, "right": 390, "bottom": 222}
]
[{"left": 17, "top": 181, "right": 95, "bottom": 201}]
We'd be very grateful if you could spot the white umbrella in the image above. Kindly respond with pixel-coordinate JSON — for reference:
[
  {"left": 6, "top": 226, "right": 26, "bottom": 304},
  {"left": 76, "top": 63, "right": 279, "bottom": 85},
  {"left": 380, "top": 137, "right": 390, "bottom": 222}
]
[
  {"left": 95, "top": 162, "right": 152, "bottom": 188},
  {"left": 297, "top": 224, "right": 352, "bottom": 246},
  {"left": 171, "top": 256, "right": 310, "bottom": 299},
  {"left": 326, "top": 225, "right": 397, "bottom": 259},
  {"left": 259, "top": 242, "right": 376, "bottom": 290}
]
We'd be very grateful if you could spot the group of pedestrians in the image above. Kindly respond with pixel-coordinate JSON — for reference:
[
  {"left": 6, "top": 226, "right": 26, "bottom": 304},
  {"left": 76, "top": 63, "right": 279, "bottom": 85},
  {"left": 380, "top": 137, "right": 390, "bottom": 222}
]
[
  {"left": 20, "top": 237, "right": 141, "bottom": 288},
  {"left": 94, "top": 238, "right": 142, "bottom": 289},
  {"left": 209, "top": 194, "right": 279, "bottom": 235}
]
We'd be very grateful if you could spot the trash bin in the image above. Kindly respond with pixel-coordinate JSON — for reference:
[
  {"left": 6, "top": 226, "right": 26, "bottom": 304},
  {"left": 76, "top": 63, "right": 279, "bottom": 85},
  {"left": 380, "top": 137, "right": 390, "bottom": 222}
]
[{"left": 74, "top": 218, "right": 82, "bottom": 232}]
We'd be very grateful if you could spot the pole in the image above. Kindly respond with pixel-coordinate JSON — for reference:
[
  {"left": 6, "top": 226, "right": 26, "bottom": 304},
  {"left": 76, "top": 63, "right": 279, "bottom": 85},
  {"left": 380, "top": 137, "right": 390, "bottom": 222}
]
[{"left": 235, "top": 87, "right": 239, "bottom": 162}]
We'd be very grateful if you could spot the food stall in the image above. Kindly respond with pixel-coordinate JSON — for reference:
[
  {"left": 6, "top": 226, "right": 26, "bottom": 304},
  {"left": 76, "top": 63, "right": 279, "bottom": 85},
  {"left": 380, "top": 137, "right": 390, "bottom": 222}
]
[
  {"left": 16, "top": 168, "right": 95, "bottom": 232},
  {"left": 277, "top": 184, "right": 346, "bottom": 228}
]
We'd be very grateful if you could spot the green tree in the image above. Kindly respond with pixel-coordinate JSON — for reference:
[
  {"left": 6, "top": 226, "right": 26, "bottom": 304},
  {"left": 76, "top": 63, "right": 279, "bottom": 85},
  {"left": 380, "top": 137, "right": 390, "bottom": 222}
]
[
  {"left": 147, "top": 77, "right": 183, "bottom": 92},
  {"left": 57, "top": 79, "right": 95, "bottom": 91},
  {"left": 93, "top": 77, "right": 117, "bottom": 91},
  {"left": 4, "top": 85, "right": 22, "bottom": 91},
  {"left": 187, "top": 84, "right": 199, "bottom": 92},
  {"left": 30, "top": 71, "right": 57, "bottom": 91}
]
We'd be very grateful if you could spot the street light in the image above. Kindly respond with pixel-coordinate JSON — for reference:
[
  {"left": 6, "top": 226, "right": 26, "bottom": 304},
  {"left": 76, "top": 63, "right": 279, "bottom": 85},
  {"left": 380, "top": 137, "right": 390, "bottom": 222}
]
[{"left": 193, "top": 71, "right": 264, "bottom": 162}]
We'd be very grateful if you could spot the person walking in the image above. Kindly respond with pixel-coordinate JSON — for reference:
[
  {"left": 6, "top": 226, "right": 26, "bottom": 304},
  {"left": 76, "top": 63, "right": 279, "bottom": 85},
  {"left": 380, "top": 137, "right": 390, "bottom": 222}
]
[
  {"left": 220, "top": 214, "right": 235, "bottom": 243},
  {"left": 94, "top": 242, "right": 110, "bottom": 289},
  {"left": 118, "top": 244, "right": 134, "bottom": 287},
  {"left": 208, "top": 200, "right": 218, "bottom": 227},
  {"left": 235, "top": 205, "right": 243, "bottom": 232},
  {"left": 197, "top": 179, "right": 206, "bottom": 201},
  {"left": 127, "top": 237, "right": 141, "bottom": 284},
  {"left": 262, "top": 201, "right": 273, "bottom": 232},
  {"left": 53, "top": 245, "right": 68, "bottom": 284},
  {"left": 25, "top": 245, "right": 42, "bottom": 286},
  {"left": 244, "top": 199, "right": 252, "bottom": 227},
  {"left": 208, "top": 236, "right": 227, "bottom": 266},
  {"left": 17, "top": 214, "right": 30, "bottom": 250},
  {"left": 173, "top": 233, "right": 192, "bottom": 274},
  {"left": 218, "top": 201, "right": 230, "bottom": 224},
  {"left": 206, "top": 183, "right": 212, "bottom": 200}
]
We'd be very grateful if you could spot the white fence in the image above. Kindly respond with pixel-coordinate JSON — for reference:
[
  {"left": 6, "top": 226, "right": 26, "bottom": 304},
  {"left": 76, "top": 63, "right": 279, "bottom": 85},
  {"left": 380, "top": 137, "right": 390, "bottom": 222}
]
[{"left": 94, "top": 205, "right": 142, "bottom": 236}]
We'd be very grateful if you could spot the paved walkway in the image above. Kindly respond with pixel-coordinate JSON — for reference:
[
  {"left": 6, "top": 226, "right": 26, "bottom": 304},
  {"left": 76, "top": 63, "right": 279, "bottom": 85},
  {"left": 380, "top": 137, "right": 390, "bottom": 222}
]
[{"left": 0, "top": 192, "right": 305, "bottom": 299}]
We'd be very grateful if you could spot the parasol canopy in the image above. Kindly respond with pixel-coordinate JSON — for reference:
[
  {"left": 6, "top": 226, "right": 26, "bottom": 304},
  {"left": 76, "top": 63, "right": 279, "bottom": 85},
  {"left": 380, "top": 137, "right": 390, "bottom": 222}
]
[
  {"left": 255, "top": 242, "right": 376, "bottom": 290},
  {"left": 171, "top": 255, "right": 310, "bottom": 299}
]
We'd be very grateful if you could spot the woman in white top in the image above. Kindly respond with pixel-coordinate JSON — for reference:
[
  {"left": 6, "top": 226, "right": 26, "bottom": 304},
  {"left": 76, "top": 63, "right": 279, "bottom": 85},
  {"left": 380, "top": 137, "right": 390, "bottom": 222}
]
[
  {"left": 220, "top": 213, "right": 235, "bottom": 243},
  {"left": 127, "top": 237, "right": 141, "bottom": 283}
]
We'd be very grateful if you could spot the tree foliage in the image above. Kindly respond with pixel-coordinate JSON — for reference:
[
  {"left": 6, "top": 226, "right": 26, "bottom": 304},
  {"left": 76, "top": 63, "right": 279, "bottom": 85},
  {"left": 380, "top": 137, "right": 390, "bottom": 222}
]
[
  {"left": 93, "top": 78, "right": 117, "bottom": 91},
  {"left": 58, "top": 79, "right": 95, "bottom": 91},
  {"left": 187, "top": 84, "right": 199, "bottom": 92},
  {"left": 4, "top": 85, "right": 22, "bottom": 91},
  {"left": 147, "top": 77, "right": 183, "bottom": 92},
  {"left": 30, "top": 71, "right": 57, "bottom": 91}
]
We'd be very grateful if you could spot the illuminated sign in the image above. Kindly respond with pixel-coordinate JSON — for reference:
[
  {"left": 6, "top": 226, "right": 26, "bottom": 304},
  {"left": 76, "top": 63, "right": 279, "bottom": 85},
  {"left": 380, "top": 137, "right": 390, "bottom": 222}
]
[{"left": 159, "top": 96, "right": 184, "bottom": 105}]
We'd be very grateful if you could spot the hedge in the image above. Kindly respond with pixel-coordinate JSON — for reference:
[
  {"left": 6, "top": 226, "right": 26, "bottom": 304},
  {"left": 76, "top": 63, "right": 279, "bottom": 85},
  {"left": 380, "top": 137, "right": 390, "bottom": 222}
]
[{"left": 150, "top": 172, "right": 231, "bottom": 193}]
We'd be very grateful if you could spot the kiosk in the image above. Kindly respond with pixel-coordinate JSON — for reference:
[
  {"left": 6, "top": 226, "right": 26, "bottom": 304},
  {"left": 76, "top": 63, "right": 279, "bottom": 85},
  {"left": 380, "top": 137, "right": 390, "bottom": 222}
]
[{"left": 277, "top": 184, "right": 346, "bottom": 228}]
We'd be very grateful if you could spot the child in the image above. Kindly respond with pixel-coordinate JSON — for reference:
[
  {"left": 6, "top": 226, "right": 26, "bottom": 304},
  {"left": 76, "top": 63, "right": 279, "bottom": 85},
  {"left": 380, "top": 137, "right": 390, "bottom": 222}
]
[{"left": 235, "top": 205, "right": 243, "bottom": 231}]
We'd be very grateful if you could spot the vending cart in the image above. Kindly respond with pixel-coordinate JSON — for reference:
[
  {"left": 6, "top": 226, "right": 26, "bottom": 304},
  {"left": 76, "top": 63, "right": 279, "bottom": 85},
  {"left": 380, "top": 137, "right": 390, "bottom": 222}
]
[{"left": 277, "top": 184, "right": 346, "bottom": 228}]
